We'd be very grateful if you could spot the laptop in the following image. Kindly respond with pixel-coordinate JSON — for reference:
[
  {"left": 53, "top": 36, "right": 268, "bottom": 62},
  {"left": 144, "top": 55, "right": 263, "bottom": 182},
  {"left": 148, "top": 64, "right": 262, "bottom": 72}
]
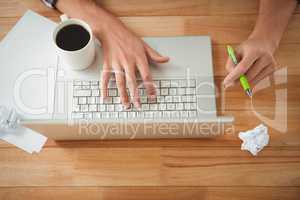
[{"left": 1, "top": 11, "right": 234, "bottom": 140}]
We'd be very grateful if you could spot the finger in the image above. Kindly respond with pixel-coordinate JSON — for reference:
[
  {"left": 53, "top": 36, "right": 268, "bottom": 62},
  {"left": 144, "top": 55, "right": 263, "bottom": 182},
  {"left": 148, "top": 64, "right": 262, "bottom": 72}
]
[
  {"left": 136, "top": 55, "right": 157, "bottom": 101},
  {"left": 224, "top": 79, "right": 239, "bottom": 89},
  {"left": 144, "top": 43, "right": 169, "bottom": 63},
  {"left": 225, "top": 57, "right": 235, "bottom": 73},
  {"left": 246, "top": 57, "right": 270, "bottom": 82},
  {"left": 223, "top": 53, "right": 258, "bottom": 87},
  {"left": 113, "top": 64, "right": 131, "bottom": 110},
  {"left": 124, "top": 66, "right": 141, "bottom": 109},
  {"left": 100, "top": 63, "right": 112, "bottom": 99},
  {"left": 251, "top": 64, "right": 275, "bottom": 86}
]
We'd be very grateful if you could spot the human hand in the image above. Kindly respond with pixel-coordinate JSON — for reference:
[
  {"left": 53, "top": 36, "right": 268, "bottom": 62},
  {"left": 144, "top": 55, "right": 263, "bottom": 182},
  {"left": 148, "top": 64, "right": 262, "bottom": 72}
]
[
  {"left": 223, "top": 37, "right": 277, "bottom": 89},
  {"left": 93, "top": 16, "right": 169, "bottom": 109}
]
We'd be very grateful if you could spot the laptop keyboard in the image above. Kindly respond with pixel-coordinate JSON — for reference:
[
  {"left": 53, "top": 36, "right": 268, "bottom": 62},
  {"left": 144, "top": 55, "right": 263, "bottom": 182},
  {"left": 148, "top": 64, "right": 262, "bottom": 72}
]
[{"left": 72, "top": 79, "right": 198, "bottom": 119}]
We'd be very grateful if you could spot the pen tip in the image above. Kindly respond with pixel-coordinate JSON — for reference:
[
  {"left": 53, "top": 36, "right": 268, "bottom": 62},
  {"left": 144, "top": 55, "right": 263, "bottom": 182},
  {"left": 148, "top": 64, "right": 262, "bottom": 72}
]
[{"left": 246, "top": 89, "right": 253, "bottom": 98}]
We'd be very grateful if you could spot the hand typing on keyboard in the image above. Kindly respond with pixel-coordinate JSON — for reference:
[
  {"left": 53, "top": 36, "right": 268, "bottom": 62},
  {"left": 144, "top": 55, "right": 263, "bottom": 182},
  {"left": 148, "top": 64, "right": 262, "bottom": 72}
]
[
  {"left": 97, "top": 20, "right": 169, "bottom": 110},
  {"left": 72, "top": 79, "right": 198, "bottom": 120}
]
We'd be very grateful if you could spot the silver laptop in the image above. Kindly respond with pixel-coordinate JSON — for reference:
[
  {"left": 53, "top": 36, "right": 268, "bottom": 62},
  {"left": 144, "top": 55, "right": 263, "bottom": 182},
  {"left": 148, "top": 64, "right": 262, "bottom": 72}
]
[
  {"left": 23, "top": 36, "right": 233, "bottom": 140},
  {"left": 1, "top": 11, "right": 233, "bottom": 140}
]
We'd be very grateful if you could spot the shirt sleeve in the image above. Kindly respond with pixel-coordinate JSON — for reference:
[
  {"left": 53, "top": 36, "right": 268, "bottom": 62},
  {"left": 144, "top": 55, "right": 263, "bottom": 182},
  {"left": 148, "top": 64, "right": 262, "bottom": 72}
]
[{"left": 41, "top": 0, "right": 57, "bottom": 8}]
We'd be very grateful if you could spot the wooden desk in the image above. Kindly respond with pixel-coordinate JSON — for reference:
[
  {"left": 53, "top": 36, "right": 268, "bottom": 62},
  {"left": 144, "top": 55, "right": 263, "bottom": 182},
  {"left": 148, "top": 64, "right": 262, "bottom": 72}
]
[{"left": 0, "top": 0, "right": 299, "bottom": 199}]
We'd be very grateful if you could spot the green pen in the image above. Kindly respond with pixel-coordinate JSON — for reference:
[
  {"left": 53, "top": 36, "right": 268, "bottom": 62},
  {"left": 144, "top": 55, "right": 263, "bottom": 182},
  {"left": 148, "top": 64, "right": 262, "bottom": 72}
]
[{"left": 226, "top": 45, "right": 252, "bottom": 97}]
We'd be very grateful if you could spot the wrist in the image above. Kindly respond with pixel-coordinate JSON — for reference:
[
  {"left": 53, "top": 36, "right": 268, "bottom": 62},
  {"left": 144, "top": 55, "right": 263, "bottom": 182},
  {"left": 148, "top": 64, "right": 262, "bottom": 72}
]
[
  {"left": 57, "top": 0, "right": 113, "bottom": 38},
  {"left": 81, "top": 4, "right": 122, "bottom": 39},
  {"left": 248, "top": 29, "right": 280, "bottom": 54}
]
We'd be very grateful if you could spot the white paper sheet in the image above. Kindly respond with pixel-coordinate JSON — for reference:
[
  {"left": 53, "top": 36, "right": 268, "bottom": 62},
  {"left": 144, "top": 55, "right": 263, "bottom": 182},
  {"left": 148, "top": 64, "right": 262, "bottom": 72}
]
[
  {"left": 0, "top": 126, "right": 47, "bottom": 154},
  {"left": 0, "top": 106, "right": 47, "bottom": 154}
]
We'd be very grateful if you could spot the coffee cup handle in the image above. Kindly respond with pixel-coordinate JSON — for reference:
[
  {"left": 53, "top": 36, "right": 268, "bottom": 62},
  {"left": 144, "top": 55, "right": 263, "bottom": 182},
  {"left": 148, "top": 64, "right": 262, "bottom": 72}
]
[{"left": 60, "top": 14, "right": 69, "bottom": 22}]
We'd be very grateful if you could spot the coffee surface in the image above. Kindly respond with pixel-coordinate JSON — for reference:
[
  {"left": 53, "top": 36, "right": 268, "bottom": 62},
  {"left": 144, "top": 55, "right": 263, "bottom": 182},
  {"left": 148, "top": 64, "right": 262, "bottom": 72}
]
[{"left": 56, "top": 24, "right": 90, "bottom": 51}]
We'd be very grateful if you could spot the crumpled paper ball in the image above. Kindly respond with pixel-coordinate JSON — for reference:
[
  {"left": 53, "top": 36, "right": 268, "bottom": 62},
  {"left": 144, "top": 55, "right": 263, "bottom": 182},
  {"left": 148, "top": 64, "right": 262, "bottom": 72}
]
[{"left": 239, "top": 124, "right": 269, "bottom": 156}]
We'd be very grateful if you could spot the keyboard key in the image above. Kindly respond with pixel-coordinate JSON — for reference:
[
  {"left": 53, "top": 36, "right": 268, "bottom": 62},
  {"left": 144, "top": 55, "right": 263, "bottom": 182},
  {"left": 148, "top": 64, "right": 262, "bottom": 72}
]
[
  {"left": 95, "top": 97, "right": 102, "bottom": 104},
  {"left": 189, "top": 111, "right": 197, "bottom": 118},
  {"left": 182, "top": 96, "right": 188, "bottom": 102},
  {"left": 80, "top": 105, "right": 88, "bottom": 112},
  {"left": 73, "top": 85, "right": 82, "bottom": 90},
  {"left": 82, "top": 81, "right": 90, "bottom": 86},
  {"left": 91, "top": 85, "right": 99, "bottom": 89},
  {"left": 119, "top": 112, "right": 127, "bottom": 118},
  {"left": 92, "top": 89, "right": 100, "bottom": 96},
  {"left": 179, "top": 80, "right": 187, "bottom": 87},
  {"left": 154, "top": 111, "right": 162, "bottom": 118},
  {"left": 91, "top": 81, "right": 99, "bottom": 85},
  {"left": 72, "top": 112, "right": 83, "bottom": 119},
  {"left": 84, "top": 113, "right": 92, "bottom": 119},
  {"left": 82, "top": 85, "right": 90, "bottom": 89},
  {"left": 115, "top": 104, "right": 123, "bottom": 112},
  {"left": 107, "top": 105, "right": 114, "bottom": 112},
  {"left": 140, "top": 96, "right": 147, "bottom": 104},
  {"left": 173, "top": 96, "right": 181, "bottom": 102},
  {"left": 171, "top": 111, "right": 180, "bottom": 118},
  {"left": 157, "top": 96, "right": 164, "bottom": 103},
  {"left": 110, "top": 112, "right": 118, "bottom": 118},
  {"left": 78, "top": 97, "right": 86, "bottom": 104},
  {"left": 113, "top": 97, "right": 121, "bottom": 104},
  {"left": 89, "top": 104, "right": 97, "bottom": 112},
  {"left": 139, "top": 88, "right": 146, "bottom": 96},
  {"left": 184, "top": 103, "right": 191, "bottom": 110},
  {"left": 177, "top": 88, "right": 185, "bottom": 95},
  {"left": 150, "top": 104, "right": 158, "bottom": 111},
  {"left": 136, "top": 112, "right": 144, "bottom": 118},
  {"left": 102, "top": 112, "right": 110, "bottom": 118},
  {"left": 167, "top": 103, "right": 175, "bottom": 110},
  {"left": 141, "top": 104, "right": 149, "bottom": 111},
  {"left": 163, "top": 111, "right": 171, "bottom": 118},
  {"left": 186, "top": 95, "right": 196, "bottom": 102},
  {"left": 180, "top": 111, "right": 188, "bottom": 118},
  {"left": 153, "top": 81, "right": 160, "bottom": 88},
  {"left": 165, "top": 96, "right": 172, "bottom": 103},
  {"left": 161, "top": 80, "right": 170, "bottom": 87},
  {"left": 145, "top": 111, "right": 153, "bottom": 118},
  {"left": 161, "top": 88, "right": 168, "bottom": 96},
  {"left": 74, "top": 80, "right": 82, "bottom": 86},
  {"left": 73, "top": 97, "right": 79, "bottom": 104},
  {"left": 170, "top": 80, "right": 179, "bottom": 87},
  {"left": 98, "top": 105, "right": 106, "bottom": 112},
  {"left": 169, "top": 88, "right": 176, "bottom": 95},
  {"left": 186, "top": 88, "right": 196, "bottom": 95},
  {"left": 176, "top": 103, "right": 184, "bottom": 110},
  {"left": 74, "top": 90, "right": 91, "bottom": 97},
  {"left": 190, "top": 103, "right": 197, "bottom": 110},
  {"left": 108, "top": 81, "right": 117, "bottom": 88},
  {"left": 87, "top": 97, "right": 96, "bottom": 104},
  {"left": 93, "top": 112, "right": 101, "bottom": 119},
  {"left": 187, "top": 79, "right": 196, "bottom": 87},
  {"left": 103, "top": 97, "right": 113, "bottom": 104},
  {"left": 159, "top": 104, "right": 166, "bottom": 110},
  {"left": 108, "top": 89, "right": 117, "bottom": 97},
  {"left": 128, "top": 112, "right": 136, "bottom": 118},
  {"left": 73, "top": 104, "right": 80, "bottom": 112}
]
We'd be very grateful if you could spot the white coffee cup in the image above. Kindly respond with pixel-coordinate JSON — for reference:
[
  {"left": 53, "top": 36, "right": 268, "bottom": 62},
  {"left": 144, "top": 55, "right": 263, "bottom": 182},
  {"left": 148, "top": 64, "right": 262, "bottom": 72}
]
[{"left": 53, "top": 14, "right": 96, "bottom": 70}]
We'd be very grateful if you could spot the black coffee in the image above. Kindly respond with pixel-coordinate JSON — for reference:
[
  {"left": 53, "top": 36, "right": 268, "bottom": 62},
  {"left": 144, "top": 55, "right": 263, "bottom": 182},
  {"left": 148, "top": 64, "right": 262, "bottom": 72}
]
[{"left": 56, "top": 24, "right": 90, "bottom": 51}]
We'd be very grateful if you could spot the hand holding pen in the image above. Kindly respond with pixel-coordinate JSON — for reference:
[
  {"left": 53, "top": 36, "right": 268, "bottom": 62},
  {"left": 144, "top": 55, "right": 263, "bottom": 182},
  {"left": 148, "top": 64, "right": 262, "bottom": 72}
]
[{"left": 223, "top": 37, "right": 277, "bottom": 97}]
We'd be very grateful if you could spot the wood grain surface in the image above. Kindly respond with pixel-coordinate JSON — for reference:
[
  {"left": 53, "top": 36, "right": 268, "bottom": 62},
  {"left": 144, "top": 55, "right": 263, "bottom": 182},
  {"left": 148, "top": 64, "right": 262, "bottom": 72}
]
[{"left": 0, "top": 0, "right": 299, "bottom": 199}]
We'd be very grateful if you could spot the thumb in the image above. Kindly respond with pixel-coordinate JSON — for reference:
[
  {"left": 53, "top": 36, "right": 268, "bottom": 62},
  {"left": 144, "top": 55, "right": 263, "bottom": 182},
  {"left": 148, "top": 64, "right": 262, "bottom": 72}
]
[{"left": 144, "top": 43, "right": 169, "bottom": 63}]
